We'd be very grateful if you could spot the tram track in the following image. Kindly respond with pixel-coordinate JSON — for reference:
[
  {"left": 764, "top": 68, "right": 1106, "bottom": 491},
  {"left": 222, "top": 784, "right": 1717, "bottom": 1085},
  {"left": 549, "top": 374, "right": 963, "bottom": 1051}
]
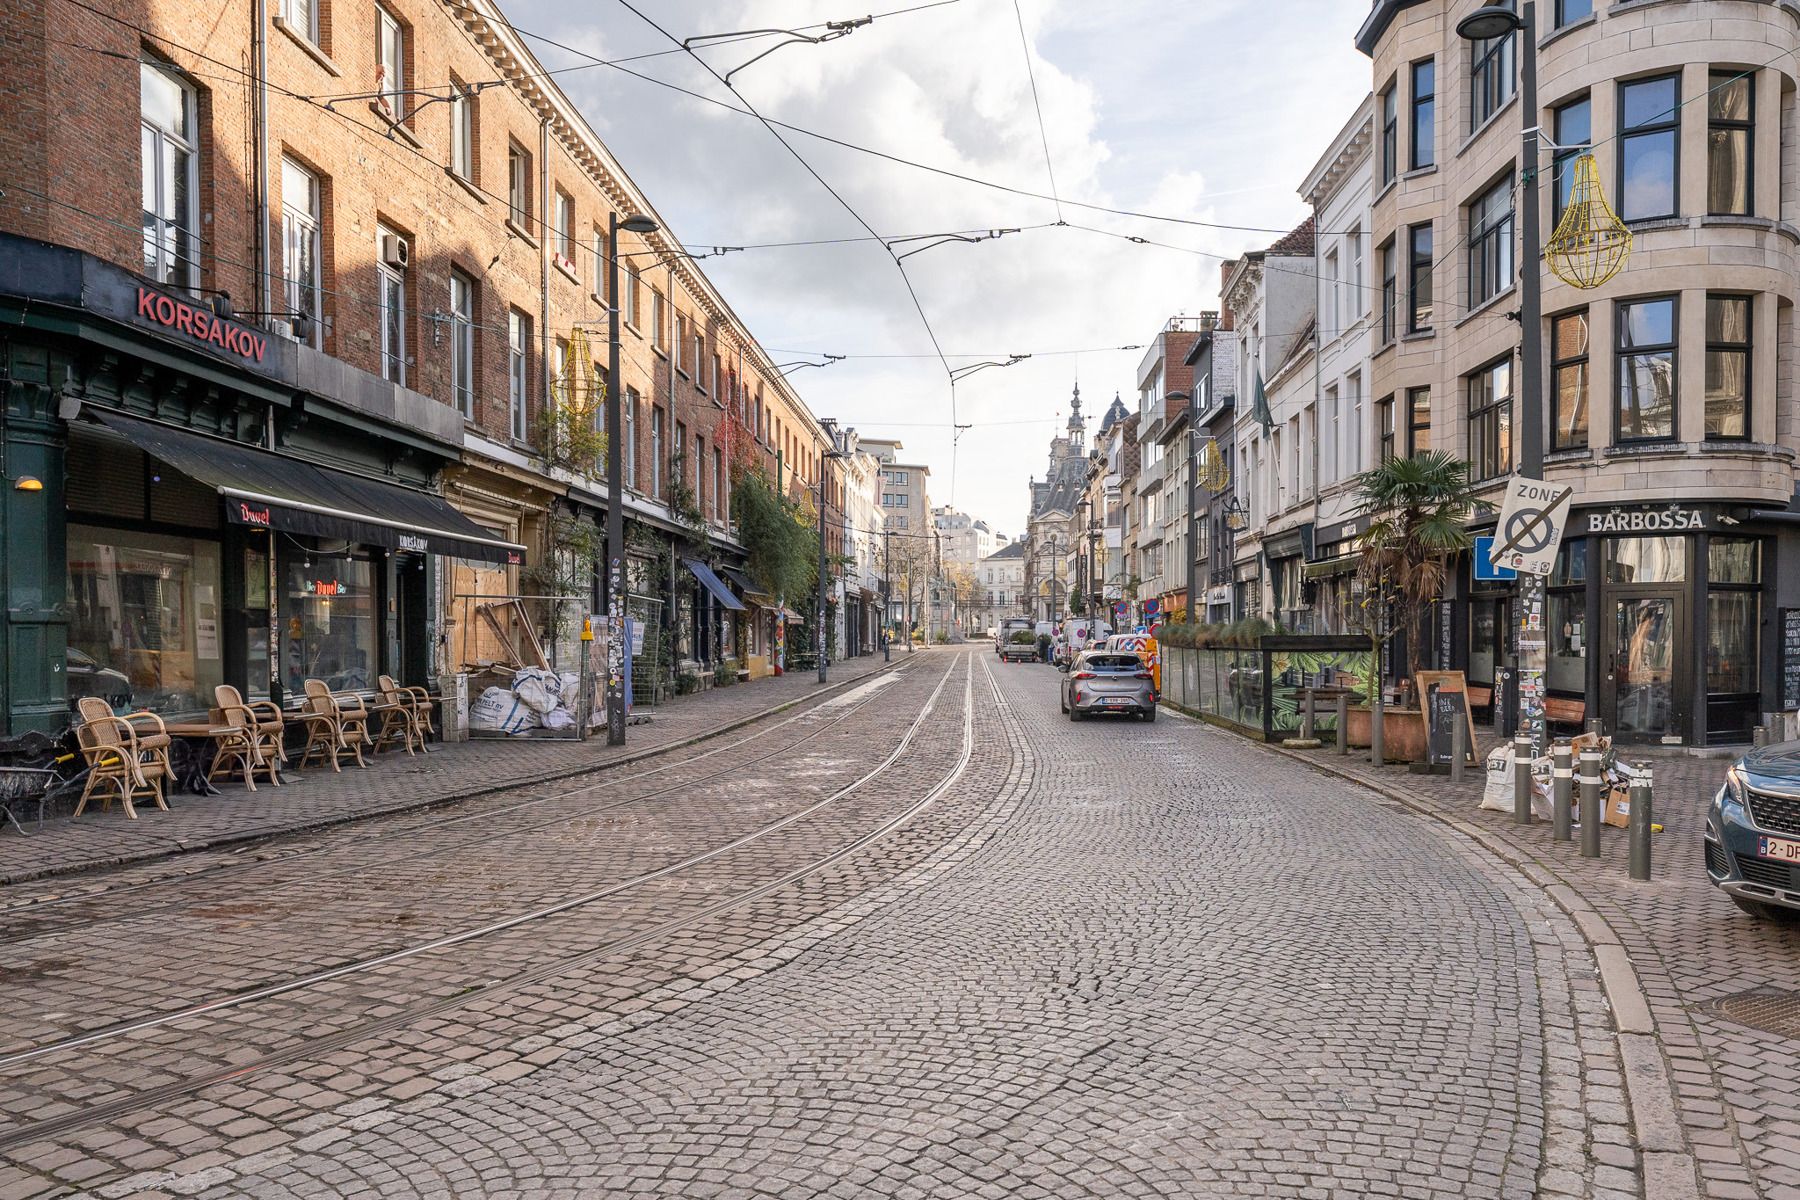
[
  {"left": 0, "top": 662, "right": 914, "bottom": 934},
  {"left": 0, "top": 654, "right": 982, "bottom": 1151}
]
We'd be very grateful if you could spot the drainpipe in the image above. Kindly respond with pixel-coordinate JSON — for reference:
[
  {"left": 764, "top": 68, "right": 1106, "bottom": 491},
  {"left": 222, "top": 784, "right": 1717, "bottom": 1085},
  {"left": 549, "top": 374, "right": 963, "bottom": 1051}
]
[
  {"left": 538, "top": 114, "right": 551, "bottom": 443},
  {"left": 251, "top": 0, "right": 270, "bottom": 317}
]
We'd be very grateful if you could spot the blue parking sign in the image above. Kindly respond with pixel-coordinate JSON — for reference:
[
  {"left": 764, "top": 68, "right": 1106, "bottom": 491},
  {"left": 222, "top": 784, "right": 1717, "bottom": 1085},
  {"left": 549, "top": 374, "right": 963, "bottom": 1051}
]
[{"left": 1473, "top": 535, "right": 1518, "bottom": 582}]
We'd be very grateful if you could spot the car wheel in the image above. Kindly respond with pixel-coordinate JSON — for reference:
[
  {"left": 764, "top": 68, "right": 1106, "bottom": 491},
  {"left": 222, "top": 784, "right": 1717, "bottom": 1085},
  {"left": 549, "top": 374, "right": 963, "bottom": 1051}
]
[
  {"left": 1069, "top": 705, "right": 1082, "bottom": 722},
  {"left": 1142, "top": 706, "right": 1157, "bottom": 723},
  {"left": 1732, "top": 895, "right": 1800, "bottom": 922}
]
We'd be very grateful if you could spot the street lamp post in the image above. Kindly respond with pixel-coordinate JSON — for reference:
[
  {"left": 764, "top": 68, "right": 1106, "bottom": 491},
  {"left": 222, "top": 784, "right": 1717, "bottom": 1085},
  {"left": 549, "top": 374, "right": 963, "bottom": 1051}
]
[
  {"left": 1459, "top": 3, "right": 1545, "bottom": 751},
  {"left": 816, "top": 444, "right": 848, "bottom": 683},
  {"left": 605, "top": 210, "right": 659, "bottom": 747}
]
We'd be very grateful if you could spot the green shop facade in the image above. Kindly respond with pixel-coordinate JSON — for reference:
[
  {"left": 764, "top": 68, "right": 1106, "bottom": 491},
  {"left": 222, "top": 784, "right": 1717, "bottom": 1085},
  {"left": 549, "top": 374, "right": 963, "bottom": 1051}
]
[{"left": 0, "top": 234, "right": 523, "bottom": 746}]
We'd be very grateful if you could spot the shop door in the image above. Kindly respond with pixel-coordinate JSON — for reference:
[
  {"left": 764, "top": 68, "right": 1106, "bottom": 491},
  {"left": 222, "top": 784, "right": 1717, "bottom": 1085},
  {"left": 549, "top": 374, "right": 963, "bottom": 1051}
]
[{"left": 1604, "top": 593, "right": 1685, "bottom": 743}]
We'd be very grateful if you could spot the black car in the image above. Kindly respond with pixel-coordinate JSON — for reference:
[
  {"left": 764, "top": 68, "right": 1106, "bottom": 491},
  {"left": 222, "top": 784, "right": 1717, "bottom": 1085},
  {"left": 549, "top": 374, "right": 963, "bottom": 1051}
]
[{"left": 1708, "top": 743, "right": 1800, "bottom": 920}]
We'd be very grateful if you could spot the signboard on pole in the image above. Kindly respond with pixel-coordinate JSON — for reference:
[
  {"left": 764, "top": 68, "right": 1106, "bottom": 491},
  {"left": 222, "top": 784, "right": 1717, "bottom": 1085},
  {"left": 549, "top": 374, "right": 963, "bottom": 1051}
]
[
  {"left": 1487, "top": 477, "right": 1574, "bottom": 577},
  {"left": 1472, "top": 536, "right": 1518, "bottom": 582}
]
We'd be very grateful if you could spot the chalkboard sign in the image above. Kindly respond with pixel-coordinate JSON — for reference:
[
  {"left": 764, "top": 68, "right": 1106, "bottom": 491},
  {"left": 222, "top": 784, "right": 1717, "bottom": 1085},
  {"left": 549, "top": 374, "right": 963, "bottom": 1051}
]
[
  {"left": 1418, "top": 670, "right": 1480, "bottom": 767},
  {"left": 1783, "top": 609, "right": 1800, "bottom": 711}
]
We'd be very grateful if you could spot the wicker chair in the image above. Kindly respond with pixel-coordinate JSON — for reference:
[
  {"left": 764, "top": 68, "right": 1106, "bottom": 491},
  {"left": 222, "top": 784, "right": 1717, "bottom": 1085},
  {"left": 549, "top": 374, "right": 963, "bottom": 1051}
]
[
  {"left": 372, "top": 675, "right": 432, "bottom": 755},
  {"left": 298, "top": 679, "right": 372, "bottom": 771},
  {"left": 215, "top": 684, "right": 287, "bottom": 765},
  {"left": 73, "top": 697, "right": 172, "bottom": 819},
  {"left": 209, "top": 688, "right": 281, "bottom": 790}
]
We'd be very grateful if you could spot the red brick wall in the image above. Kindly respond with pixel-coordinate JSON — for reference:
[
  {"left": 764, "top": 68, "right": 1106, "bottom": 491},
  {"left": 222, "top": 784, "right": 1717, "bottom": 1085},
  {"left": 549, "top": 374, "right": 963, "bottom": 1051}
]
[{"left": 0, "top": 0, "right": 809, "bottom": 522}]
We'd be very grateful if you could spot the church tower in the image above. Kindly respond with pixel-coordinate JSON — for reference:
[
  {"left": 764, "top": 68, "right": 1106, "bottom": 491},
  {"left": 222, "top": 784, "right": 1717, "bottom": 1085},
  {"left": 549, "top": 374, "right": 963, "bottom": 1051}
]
[{"left": 1065, "top": 383, "right": 1085, "bottom": 457}]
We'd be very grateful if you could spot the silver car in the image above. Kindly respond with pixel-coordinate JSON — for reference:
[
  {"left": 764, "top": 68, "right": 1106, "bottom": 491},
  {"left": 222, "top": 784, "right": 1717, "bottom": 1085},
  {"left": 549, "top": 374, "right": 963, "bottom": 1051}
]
[{"left": 1060, "top": 651, "right": 1157, "bottom": 722}]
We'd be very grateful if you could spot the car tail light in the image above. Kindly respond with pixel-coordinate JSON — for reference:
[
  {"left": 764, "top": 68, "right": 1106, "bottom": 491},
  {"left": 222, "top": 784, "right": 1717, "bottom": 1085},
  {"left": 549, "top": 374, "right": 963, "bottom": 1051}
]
[
  {"left": 1071, "top": 671, "right": 1096, "bottom": 680},
  {"left": 1133, "top": 670, "right": 1153, "bottom": 680}
]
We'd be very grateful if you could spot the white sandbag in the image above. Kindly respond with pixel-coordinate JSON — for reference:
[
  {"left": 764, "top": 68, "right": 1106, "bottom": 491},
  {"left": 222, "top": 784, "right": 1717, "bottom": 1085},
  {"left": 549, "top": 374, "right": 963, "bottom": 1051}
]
[
  {"left": 542, "top": 707, "right": 575, "bottom": 731},
  {"left": 512, "top": 667, "right": 559, "bottom": 715},
  {"left": 470, "top": 686, "right": 534, "bottom": 734},
  {"left": 1480, "top": 743, "right": 1554, "bottom": 816}
]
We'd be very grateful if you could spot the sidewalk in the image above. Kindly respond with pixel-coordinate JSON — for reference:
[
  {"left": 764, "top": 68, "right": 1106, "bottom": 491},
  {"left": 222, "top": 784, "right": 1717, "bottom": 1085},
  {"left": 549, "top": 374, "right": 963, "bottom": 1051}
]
[
  {"left": 0, "top": 653, "right": 904, "bottom": 890},
  {"left": 1249, "top": 726, "right": 1790, "bottom": 1200}
]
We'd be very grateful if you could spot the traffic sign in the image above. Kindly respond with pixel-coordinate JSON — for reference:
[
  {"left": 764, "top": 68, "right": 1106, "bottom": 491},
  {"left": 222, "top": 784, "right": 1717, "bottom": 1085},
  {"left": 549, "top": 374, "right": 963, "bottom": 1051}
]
[
  {"left": 1487, "top": 477, "right": 1574, "bottom": 577},
  {"left": 1472, "top": 536, "right": 1517, "bottom": 582}
]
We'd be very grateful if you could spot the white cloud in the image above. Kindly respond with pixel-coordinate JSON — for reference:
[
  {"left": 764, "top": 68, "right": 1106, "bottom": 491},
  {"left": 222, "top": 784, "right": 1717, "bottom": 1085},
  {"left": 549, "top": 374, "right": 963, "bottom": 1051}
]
[{"left": 509, "top": 0, "right": 1371, "bottom": 534}]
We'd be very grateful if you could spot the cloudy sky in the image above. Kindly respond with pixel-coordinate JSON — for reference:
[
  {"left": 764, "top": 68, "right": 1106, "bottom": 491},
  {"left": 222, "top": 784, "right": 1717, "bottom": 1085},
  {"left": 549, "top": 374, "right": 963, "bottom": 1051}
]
[{"left": 511, "top": 0, "right": 1372, "bottom": 536}]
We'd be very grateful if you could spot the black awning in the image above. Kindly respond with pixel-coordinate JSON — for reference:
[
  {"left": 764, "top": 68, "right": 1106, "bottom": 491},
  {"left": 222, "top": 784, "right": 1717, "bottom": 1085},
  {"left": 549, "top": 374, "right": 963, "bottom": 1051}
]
[
  {"left": 91, "top": 410, "right": 525, "bottom": 565},
  {"left": 685, "top": 558, "right": 746, "bottom": 611},
  {"left": 720, "top": 566, "right": 775, "bottom": 605}
]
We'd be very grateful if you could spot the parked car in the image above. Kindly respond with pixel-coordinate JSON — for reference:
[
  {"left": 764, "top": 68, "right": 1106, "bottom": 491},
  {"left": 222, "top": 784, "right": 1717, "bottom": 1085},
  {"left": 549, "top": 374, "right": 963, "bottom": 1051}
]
[
  {"left": 998, "top": 618, "right": 1038, "bottom": 663},
  {"left": 1708, "top": 743, "right": 1800, "bottom": 920},
  {"left": 1060, "top": 651, "right": 1157, "bottom": 722}
]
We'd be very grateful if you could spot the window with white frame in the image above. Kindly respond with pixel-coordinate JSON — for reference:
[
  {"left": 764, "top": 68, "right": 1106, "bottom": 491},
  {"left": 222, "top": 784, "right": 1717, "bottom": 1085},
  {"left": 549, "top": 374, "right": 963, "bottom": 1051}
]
[
  {"left": 1322, "top": 384, "right": 1339, "bottom": 485},
  {"left": 449, "top": 83, "right": 473, "bottom": 180},
  {"left": 1467, "top": 174, "right": 1515, "bottom": 307},
  {"left": 376, "top": 6, "right": 405, "bottom": 121},
  {"left": 553, "top": 190, "right": 574, "bottom": 266},
  {"left": 1346, "top": 372, "right": 1364, "bottom": 473},
  {"left": 1323, "top": 249, "right": 1340, "bottom": 336},
  {"left": 280, "top": 158, "right": 322, "bottom": 346},
  {"left": 624, "top": 388, "right": 638, "bottom": 486},
  {"left": 282, "top": 0, "right": 320, "bottom": 46},
  {"left": 450, "top": 270, "right": 475, "bottom": 419},
  {"left": 141, "top": 60, "right": 198, "bottom": 290},
  {"left": 508, "top": 309, "right": 529, "bottom": 442},
  {"left": 377, "top": 227, "right": 407, "bottom": 385},
  {"left": 651, "top": 406, "right": 664, "bottom": 496},
  {"left": 591, "top": 228, "right": 605, "bottom": 299},
  {"left": 507, "top": 143, "right": 530, "bottom": 230},
  {"left": 624, "top": 264, "right": 640, "bottom": 327},
  {"left": 1347, "top": 226, "right": 1364, "bottom": 316}
]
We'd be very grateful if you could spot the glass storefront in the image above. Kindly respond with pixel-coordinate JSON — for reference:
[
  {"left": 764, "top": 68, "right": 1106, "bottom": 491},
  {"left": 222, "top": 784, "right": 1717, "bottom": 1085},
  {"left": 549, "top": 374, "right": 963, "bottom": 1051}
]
[
  {"left": 280, "top": 544, "right": 378, "bottom": 694},
  {"left": 66, "top": 525, "right": 224, "bottom": 714}
]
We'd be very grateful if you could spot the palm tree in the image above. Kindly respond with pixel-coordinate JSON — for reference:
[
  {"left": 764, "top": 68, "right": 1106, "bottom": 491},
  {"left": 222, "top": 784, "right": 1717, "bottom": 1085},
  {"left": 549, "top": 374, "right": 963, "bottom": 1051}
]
[{"left": 1352, "top": 452, "right": 1486, "bottom": 698}]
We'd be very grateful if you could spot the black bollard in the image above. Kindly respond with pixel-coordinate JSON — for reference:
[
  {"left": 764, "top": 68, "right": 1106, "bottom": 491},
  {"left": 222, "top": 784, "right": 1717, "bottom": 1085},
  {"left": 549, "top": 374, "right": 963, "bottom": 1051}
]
[
  {"left": 1513, "top": 733, "right": 1534, "bottom": 825},
  {"left": 1628, "top": 763, "right": 1653, "bottom": 881},
  {"left": 1579, "top": 748, "right": 1602, "bottom": 858},
  {"left": 1551, "top": 741, "right": 1572, "bottom": 842}
]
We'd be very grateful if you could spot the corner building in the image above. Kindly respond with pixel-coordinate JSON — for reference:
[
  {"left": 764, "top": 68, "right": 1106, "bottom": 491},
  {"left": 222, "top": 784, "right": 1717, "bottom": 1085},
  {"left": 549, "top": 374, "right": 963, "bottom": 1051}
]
[{"left": 1358, "top": 0, "right": 1800, "bottom": 746}]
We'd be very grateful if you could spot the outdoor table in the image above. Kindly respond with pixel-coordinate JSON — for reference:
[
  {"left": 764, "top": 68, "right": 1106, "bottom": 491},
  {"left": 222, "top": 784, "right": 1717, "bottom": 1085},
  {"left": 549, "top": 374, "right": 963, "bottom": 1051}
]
[{"left": 158, "top": 719, "right": 288, "bottom": 796}]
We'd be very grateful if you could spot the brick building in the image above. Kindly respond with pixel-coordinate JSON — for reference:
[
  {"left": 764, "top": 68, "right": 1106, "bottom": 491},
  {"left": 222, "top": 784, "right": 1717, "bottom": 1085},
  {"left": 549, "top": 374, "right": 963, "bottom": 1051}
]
[{"left": 0, "top": 0, "right": 846, "bottom": 735}]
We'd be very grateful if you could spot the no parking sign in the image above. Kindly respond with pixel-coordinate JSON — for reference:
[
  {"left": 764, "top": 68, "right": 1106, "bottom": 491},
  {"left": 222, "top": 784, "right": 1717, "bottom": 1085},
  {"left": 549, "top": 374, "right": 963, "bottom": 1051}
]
[{"left": 1487, "top": 477, "right": 1574, "bottom": 577}]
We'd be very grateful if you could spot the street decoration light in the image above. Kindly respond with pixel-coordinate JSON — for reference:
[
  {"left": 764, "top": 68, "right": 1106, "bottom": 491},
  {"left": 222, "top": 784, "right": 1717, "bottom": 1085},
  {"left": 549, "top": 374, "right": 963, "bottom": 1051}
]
[{"left": 1546, "top": 154, "right": 1632, "bottom": 289}]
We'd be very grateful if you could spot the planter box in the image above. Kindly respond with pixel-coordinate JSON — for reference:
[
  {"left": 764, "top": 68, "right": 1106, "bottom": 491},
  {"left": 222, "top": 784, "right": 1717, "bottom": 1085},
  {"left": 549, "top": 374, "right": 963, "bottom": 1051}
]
[{"left": 1345, "top": 705, "right": 1426, "bottom": 763}]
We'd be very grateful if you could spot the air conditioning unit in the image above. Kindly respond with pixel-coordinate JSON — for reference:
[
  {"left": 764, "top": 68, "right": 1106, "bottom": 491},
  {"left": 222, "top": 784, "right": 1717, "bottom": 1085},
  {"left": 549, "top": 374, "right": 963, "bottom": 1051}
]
[{"left": 381, "top": 234, "right": 410, "bottom": 270}]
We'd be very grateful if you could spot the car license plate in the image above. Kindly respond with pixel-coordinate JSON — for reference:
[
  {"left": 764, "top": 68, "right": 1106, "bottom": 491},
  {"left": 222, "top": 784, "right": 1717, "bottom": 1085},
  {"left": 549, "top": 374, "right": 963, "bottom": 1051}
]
[
  {"left": 1759, "top": 835, "right": 1800, "bottom": 863},
  {"left": 1105, "top": 697, "right": 1130, "bottom": 706}
]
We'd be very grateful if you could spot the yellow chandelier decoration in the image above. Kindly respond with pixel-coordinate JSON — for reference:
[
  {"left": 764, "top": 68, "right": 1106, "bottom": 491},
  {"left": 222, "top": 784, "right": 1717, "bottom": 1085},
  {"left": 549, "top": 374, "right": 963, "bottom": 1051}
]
[
  {"left": 1197, "top": 437, "right": 1230, "bottom": 494},
  {"left": 554, "top": 328, "right": 603, "bottom": 415},
  {"left": 1544, "top": 153, "right": 1631, "bottom": 290}
]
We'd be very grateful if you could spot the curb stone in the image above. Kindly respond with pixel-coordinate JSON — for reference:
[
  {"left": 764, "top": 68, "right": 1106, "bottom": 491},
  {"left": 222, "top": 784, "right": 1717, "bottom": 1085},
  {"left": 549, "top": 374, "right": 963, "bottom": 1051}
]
[
  {"left": 0, "top": 656, "right": 906, "bottom": 889},
  {"left": 1161, "top": 703, "right": 1692, "bottom": 1200}
]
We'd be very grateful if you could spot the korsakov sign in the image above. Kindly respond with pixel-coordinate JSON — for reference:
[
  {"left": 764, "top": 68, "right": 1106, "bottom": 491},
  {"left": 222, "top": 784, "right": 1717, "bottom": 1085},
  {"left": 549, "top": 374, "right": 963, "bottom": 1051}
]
[{"left": 134, "top": 286, "right": 270, "bottom": 364}]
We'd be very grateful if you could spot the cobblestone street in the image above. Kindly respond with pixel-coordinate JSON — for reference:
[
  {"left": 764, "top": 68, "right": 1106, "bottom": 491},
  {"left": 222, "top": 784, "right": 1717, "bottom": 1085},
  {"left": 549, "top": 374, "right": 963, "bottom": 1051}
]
[{"left": 0, "top": 648, "right": 1736, "bottom": 1197}]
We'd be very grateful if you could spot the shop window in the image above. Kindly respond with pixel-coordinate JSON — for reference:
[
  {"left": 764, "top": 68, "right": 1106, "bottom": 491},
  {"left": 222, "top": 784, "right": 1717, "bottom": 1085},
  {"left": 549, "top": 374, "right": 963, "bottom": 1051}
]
[
  {"left": 1616, "top": 296, "right": 1677, "bottom": 441},
  {"left": 67, "top": 525, "right": 223, "bottom": 714},
  {"left": 1605, "top": 536, "right": 1686, "bottom": 583},
  {"left": 1619, "top": 74, "right": 1680, "bottom": 221},
  {"left": 1705, "top": 294, "right": 1751, "bottom": 440},
  {"left": 1548, "top": 592, "right": 1586, "bottom": 694},
  {"left": 1552, "top": 96, "right": 1591, "bottom": 224},
  {"left": 1708, "top": 538, "right": 1761, "bottom": 696},
  {"left": 282, "top": 549, "right": 376, "bottom": 694},
  {"left": 1467, "top": 357, "right": 1513, "bottom": 480},
  {"left": 141, "top": 59, "right": 199, "bottom": 291},
  {"left": 1552, "top": 540, "right": 1587, "bottom": 585},
  {"left": 1709, "top": 71, "right": 1754, "bottom": 217},
  {"left": 1550, "top": 310, "right": 1590, "bottom": 450},
  {"left": 1469, "top": 598, "right": 1507, "bottom": 687}
]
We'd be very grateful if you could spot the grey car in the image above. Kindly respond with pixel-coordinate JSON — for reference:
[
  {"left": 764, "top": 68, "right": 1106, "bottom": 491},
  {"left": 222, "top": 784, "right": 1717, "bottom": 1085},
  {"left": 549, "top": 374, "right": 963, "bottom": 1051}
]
[
  {"left": 1060, "top": 651, "right": 1156, "bottom": 722},
  {"left": 1708, "top": 742, "right": 1800, "bottom": 920}
]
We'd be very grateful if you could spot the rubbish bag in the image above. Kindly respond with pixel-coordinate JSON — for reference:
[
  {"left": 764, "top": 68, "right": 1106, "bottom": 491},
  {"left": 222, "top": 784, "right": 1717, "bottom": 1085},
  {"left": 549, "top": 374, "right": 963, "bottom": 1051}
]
[
  {"left": 1480, "top": 745, "right": 1554, "bottom": 817},
  {"left": 470, "top": 686, "right": 534, "bottom": 735},
  {"left": 541, "top": 707, "right": 575, "bottom": 731},
  {"left": 512, "top": 667, "right": 560, "bottom": 715}
]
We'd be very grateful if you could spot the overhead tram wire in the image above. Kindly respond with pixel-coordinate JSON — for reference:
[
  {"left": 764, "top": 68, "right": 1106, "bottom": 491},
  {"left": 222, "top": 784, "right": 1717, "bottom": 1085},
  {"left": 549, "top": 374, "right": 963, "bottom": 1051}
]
[
  {"left": 57, "top": 0, "right": 1793, "bottom": 245},
  {"left": 609, "top": 0, "right": 961, "bottom": 426},
  {"left": 1012, "top": 0, "right": 1063, "bottom": 224}
]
